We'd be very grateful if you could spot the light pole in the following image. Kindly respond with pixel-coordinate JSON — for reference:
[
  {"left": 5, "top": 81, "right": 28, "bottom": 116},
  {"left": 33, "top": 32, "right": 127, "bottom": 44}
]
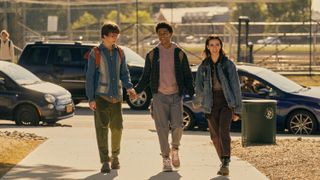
[
  {"left": 309, "top": 0, "right": 312, "bottom": 76},
  {"left": 136, "top": 0, "right": 139, "bottom": 53}
]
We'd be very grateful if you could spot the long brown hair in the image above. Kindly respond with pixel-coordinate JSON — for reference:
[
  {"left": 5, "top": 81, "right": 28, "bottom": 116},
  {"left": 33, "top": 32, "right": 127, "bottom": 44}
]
[{"left": 203, "top": 35, "right": 225, "bottom": 59}]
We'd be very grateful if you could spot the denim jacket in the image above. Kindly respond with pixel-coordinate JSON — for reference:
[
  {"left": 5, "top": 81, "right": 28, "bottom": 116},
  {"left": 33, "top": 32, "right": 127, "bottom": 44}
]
[
  {"left": 85, "top": 44, "right": 133, "bottom": 102},
  {"left": 193, "top": 55, "right": 242, "bottom": 114}
]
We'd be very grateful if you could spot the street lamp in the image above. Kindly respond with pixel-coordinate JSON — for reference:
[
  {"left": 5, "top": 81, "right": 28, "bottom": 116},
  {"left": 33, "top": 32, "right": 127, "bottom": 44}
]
[{"left": 136, "top": 0, "right": 139, "bottom": 53}]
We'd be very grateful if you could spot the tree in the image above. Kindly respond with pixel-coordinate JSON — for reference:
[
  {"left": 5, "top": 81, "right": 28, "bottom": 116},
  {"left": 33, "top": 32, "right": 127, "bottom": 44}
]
[
  {"left": 104, "top": 10, "right": 153, "bottom": 24},
  {"left": 72, "top": 11, "right": 97, "bottom": 30},
  {"left": 231, "top": 2, "right": 268, "bottom": 22}
]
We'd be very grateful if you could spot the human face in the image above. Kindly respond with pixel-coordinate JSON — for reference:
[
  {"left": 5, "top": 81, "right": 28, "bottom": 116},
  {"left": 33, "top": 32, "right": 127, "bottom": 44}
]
[
  {"left": 207, "top": 39, "right": 221, "bottom": 56},
  {"left": 1, "top": 33, "right": 8, "bottom": 40},
  {"left": 157, "top": 28, "right": 172, "bottom": 46},
  {"left": 102, "top": 32, "right": 119, "bottom": 47}
]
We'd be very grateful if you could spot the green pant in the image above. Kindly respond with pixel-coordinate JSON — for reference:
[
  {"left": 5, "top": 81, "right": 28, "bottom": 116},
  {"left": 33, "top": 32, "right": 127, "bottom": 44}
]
[{"left": 94, "top": 96, "right": 123, "bottom": 163}]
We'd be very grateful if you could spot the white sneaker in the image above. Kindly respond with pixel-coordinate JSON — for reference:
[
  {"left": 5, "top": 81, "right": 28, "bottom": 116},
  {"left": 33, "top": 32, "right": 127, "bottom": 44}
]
[
  {"left": 162, "top": 158, "right": 172, "bottom": 172},
  {"left": 171, "top": 149, "right": 180, "bottom": 168}
]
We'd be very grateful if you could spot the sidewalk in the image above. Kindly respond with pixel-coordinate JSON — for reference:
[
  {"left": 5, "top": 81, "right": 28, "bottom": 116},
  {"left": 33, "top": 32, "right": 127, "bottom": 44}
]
[{"left": 1, "top": 125, "right": 267, "bottom": 180}]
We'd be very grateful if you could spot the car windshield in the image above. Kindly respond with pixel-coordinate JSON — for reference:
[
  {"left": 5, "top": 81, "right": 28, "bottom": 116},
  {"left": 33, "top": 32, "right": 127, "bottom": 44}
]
[
  {"left": 254, "top": 68, "right": 303, "bottom": 93},
  {"left": 121, "top": 46, "right": 145, "bottom": 66},
  {"left": 2, "top": 63, "right": 42, "bottom": 85}
]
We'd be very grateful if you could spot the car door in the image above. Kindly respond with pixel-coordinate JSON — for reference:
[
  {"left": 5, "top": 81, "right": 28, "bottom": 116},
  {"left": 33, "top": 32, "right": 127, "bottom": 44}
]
[
  {"left": 51, "top": 46, "right": 91, "bottom": 101},
  {"left": 0, "top": 73, "right": 19, "bottom": 119}
]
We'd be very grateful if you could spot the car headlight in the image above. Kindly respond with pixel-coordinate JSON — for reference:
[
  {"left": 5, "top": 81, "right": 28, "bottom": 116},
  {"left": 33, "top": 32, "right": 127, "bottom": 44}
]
[{"left": 44, "top": 94, "right": 56, "bottom": 103}]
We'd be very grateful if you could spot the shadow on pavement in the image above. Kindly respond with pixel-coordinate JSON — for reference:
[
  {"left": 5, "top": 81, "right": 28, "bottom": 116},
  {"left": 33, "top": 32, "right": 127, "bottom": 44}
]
[
  {"left": 2, "top": 164, "right": 93, "bottom": 180},
  {"left": 84, "top": 170, "right": 118, "bottom": 180},
  {"left": 148, "top": 171, "right": 182, "bottom": 180},
  {"left": 74, "top": 106, "right": 149, "bottom": 116},
  {"left": 210, "top": 175, "right": 230, "bottom": 180},
  {"left": 0, "top": 122, "right": 72, "bottom": 129}
]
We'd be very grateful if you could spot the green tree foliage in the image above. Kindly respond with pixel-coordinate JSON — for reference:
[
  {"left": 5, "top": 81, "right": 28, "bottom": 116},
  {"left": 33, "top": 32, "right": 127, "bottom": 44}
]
[
  {"left": 72, "top": 11, "right": 97, "bottom": 30},
  {"left": 231, "top": 2, "right": 268, "bottom": 22},
  {"left": 232, "top": 0, "right": 311, "bottom": 22},
  {"left": 266, "top": 0, "right": 311, "bottom": 22},
  {"left": 104, "top": 10, "right": 153, "bottom": 24}
]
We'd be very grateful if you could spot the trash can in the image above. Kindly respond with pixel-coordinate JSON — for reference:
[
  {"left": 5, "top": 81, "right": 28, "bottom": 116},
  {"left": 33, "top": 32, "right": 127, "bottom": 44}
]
[{"left": 241, "top": 99, "right": 277, "bottom": 147}]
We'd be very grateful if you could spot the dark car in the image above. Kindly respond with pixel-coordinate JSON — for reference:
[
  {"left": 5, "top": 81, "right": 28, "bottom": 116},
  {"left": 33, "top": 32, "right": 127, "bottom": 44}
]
[
  {"left": 183, "top": 64, "right": 320, "bottom": 135},
  {"left": 0, "top": 61, "right": 74, "bottom": 125},
  {"left": 18, "top": 41, "right": 151, "bottom": 110}
]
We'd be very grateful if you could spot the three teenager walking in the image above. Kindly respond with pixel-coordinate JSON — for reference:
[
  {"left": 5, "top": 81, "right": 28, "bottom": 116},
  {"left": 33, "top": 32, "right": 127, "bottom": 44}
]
[{"left": 86, "top": 22, "right": 242, "bottom": 176}]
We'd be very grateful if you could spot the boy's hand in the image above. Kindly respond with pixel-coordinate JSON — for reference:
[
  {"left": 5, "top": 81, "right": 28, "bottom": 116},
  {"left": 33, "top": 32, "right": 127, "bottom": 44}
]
[
  {"left": 89, "top": 101, "right": 96, "bottom": 111},
  {"left": 127, "top": 88, "right": 137, "bottom": 100}
]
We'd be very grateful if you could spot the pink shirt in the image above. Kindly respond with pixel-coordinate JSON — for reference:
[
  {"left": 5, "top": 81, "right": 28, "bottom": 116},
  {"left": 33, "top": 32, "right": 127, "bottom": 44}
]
[{"left": 158, "top": 43, "right": 178, "bottom": 95}]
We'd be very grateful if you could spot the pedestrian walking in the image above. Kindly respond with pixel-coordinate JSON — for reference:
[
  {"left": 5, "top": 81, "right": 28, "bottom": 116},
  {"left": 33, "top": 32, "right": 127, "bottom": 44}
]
[
  {"left": 193, "top": 35, "right": 242, "bottom": 176},
  {"left": 0, "top": 30, "right": 15, "bottom": 62},
  {"left": 85, "top": 22, "right": 136, "bottom": 174},
  {"left": 134, "top": 22, "right": 194, "bottom": 172}
]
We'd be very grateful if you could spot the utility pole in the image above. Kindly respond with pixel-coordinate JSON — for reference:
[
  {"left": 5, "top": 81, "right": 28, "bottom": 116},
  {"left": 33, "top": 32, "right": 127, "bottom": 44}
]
[
  {"left": 67, "top": 0, "right": 72, "bottom": 40},
  {"left": 136, "top": 0, "right": 139, "bottom": 53},
  {"left": 2, "top": 0, "right": 8, "bottom": 29},
  {"left": 309, "top": 0, "right": 312, "bottom": 76}
]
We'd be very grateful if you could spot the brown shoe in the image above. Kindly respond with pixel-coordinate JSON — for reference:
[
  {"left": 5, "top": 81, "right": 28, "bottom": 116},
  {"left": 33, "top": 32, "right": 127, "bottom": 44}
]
[
  {"left": 111, "top": 157, "right": 120, "bottom": 169},
  {"left": 217, "top": 157, "right": 230, "bottom": 176}
]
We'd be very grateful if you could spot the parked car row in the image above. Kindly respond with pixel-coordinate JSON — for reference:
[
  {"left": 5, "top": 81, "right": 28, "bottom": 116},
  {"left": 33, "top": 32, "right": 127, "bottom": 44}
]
[
  {"left": 17, "top": 41, "right": 151, "bottom": 110},
  {"left": 2, "top": 41, "right": 319, "bottom": 135}
]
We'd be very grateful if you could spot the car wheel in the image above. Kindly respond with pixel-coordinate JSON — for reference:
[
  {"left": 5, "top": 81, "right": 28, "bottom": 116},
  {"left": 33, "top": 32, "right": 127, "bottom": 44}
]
[
  {"left": 287, "top": 110, "right": 318, "bottom": 135},
  {"left": 15, "top": 105, "right": 40, "bottom": 126},
  {"left": 183, "top": 107, "right": 195, "bottom": 130},
  {"left": 126, "top": 90, "right": 151, "bottom": 110}
]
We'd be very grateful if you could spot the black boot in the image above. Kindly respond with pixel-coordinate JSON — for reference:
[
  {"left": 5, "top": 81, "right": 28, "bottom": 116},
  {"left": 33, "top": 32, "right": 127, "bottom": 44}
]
[
  {"left": 100, "top": 162, "right": 111, "bottom": 174},
  {"left": 217, "top": 157, "right": 230, "bottom": 176}
]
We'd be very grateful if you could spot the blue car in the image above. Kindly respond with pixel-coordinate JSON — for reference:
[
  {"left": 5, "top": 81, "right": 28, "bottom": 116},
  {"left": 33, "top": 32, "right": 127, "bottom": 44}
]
[{"left": 182, "top": 64, "right": 320, "bottom": 135}]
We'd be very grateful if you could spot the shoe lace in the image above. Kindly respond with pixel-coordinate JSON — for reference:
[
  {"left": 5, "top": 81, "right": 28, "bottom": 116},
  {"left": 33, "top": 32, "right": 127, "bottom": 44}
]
[{"left": 163, "top": 158, "right": 171, "bottom": 166}]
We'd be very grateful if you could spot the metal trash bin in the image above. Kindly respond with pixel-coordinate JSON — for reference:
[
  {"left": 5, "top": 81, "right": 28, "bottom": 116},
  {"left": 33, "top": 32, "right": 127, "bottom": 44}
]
[{"left": 241, "top": 99, "right": 277, "bottom": 147}]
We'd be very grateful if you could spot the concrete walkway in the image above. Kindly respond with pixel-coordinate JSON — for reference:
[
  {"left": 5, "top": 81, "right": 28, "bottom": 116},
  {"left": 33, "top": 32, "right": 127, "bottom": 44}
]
[{"left": 1, "top": 107, "right": 268, "bottom": 180}]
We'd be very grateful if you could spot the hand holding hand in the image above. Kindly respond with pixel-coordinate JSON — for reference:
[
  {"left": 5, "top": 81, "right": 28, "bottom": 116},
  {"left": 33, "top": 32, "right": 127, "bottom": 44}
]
[
  {"left": 89, "top": 101, "right": 96, "bottom": 111},
  {"left": 127, "top": 88, "right": 137, "bottom": 100},
  {"left": 232, "top": 113, "right": 240, "bottom": 121}
]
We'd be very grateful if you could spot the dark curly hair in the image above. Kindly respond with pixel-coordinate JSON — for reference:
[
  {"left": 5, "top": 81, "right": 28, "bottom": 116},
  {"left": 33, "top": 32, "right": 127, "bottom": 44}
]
[{"left": 155, "top": 22, "right": 173, "bottom": 33}]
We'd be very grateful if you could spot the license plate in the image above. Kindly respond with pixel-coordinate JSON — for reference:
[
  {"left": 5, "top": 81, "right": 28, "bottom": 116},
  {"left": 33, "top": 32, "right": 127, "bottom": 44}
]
[{"left": 66, "top": 104, "right": 73, "bottom": 113}]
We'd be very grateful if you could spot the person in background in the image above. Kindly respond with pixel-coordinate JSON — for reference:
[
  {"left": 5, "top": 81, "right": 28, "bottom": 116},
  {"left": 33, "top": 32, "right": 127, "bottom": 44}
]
[
  {"left": 0, "top": 30, "right": 15, "bottom": 62},
  {"left": 193, "top": 35, "right": 242, "bottom": 176},
  {"left": 85, "top": 22, "right": 136, "bottom": 174},
  {"left": 134, "top": 22, "right": 194, "bottom": 172}
]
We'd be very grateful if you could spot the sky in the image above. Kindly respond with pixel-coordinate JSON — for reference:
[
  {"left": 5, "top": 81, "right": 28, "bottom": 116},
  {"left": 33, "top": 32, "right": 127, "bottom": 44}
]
[{"left": 313, "top": 0, "right": 320, "bottom": 12}]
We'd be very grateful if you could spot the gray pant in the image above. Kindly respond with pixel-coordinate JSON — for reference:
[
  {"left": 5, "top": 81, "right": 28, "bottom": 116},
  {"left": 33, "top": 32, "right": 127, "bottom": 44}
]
[{"left": 151, "top": 92, "right": 183, "bottom": 158}]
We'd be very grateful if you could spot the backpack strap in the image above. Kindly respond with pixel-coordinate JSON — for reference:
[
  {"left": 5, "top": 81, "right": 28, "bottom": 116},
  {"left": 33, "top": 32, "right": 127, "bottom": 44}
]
[
  {"left": 117, "top": 47, "right": 123, "bottom": 64},
  {"left": 93, "top": 47, "right": 101, "bottom": 68}
]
